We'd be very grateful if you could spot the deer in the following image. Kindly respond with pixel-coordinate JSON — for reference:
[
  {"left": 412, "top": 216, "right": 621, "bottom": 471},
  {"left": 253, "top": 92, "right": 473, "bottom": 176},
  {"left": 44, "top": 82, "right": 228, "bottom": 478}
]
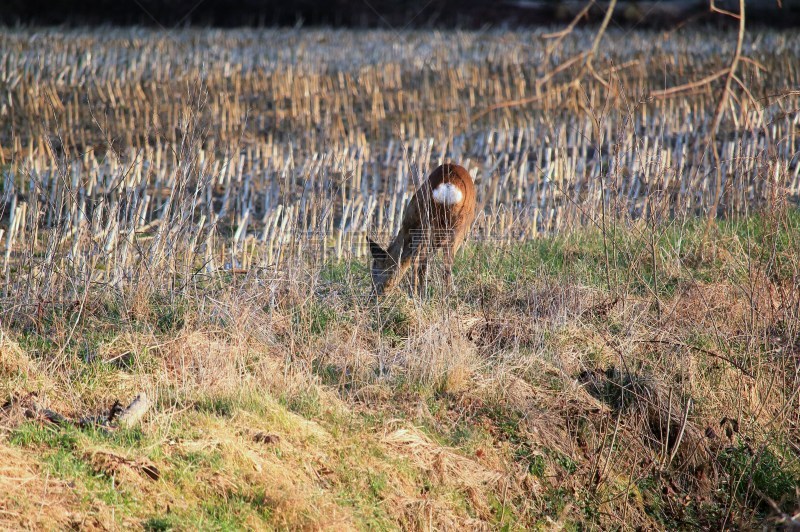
[{"left": 367, "top": 163, "right": 476, "bottom": 296}]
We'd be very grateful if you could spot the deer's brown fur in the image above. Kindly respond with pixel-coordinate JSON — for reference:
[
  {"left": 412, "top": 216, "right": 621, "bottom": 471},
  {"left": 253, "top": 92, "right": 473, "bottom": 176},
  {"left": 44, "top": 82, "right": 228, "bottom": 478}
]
[{"left": 368, "top": 163, "right": 476, "bottom": 295}]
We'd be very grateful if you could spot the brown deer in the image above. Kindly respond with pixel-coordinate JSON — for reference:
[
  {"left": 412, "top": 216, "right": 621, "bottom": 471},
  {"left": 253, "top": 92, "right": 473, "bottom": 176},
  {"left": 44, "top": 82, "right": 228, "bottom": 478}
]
[{"left": 368, "top": 163, "right": 476, "bottom": 296}]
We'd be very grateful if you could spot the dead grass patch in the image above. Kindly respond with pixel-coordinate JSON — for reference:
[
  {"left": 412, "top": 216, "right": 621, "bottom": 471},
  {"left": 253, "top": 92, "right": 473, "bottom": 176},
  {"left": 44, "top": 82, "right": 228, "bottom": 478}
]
[{"left": 0, "top": 444, "right": 79, "bottom": 530}]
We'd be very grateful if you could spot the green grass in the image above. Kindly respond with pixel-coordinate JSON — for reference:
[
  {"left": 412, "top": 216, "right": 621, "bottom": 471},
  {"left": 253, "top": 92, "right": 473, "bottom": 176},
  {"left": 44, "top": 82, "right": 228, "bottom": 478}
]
[
  {"left": 9, "top": 422, "right": 80, "bottom": 450},
  {"left": 721, "top": 441, "right": 800, "bottom": 516},
  {"left": 152, "top": 295, "right": 188, "bottom": 334},
  {"left": 456, "top": 209, "right": 800, "bottom": 301}
]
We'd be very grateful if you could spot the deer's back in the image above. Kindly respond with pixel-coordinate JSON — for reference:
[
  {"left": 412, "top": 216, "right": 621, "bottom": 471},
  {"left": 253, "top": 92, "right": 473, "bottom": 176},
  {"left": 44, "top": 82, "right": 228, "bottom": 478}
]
[{"left": 422, "top": 163, "right": 476, "bottom": 231}]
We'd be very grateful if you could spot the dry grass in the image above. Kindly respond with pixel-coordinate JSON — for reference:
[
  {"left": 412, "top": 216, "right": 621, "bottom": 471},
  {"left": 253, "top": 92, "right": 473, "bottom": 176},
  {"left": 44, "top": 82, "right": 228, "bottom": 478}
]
[{"left": 3, "top": 212, "right": 798, "bottom": 529}]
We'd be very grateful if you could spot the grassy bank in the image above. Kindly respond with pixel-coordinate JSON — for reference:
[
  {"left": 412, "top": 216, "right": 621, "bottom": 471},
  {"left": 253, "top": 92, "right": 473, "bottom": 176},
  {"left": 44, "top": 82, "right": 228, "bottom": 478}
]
[{"left": 2, "top": 210, "right": 799, "bottom": 530}]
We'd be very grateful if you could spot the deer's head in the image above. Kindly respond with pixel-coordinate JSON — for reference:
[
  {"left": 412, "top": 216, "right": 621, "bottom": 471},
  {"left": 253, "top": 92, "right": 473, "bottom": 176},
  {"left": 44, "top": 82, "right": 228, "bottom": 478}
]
[{"left": 367, "top": 237, "right": 401, "bottom": 296}]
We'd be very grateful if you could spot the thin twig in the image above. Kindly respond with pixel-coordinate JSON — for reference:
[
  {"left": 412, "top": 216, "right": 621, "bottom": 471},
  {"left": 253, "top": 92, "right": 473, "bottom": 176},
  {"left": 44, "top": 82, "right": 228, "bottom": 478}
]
[
  {"left": 708, "top": 0, "right": 747, "bottom": 221},
  {"left": 637, "top": 339, "right": 754, "bottom": 378},
  {"left": 649, "top": 69, "right": 728, "bottom": 99},
  {"left": 668, "top": 398, "right": 692, "bottom": 466},
  {"left": 474, "top": 60, "right": 637, "bottom": 121}
]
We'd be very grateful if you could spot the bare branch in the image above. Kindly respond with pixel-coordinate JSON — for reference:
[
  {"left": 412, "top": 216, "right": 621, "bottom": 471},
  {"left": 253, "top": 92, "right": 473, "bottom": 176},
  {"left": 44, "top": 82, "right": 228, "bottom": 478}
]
[
  {"left": 474, "top": 60, "right": 637, "bottom": 121},
  {"left": 475, "top": 0, "right": 619, "bottom": 120},
  {"left": 587, "top": 0, "right": 618, "bottom": 69},
  {"left": 543, "top": 0, "right": 595, "bottom": 40},
  {"left": 543, "top": 0, "right": 596, "bottom": 57},
  {"left": 709, "top": 0, "right": 747, "bottom": 136},
  {"left": 708, "top": 0, "right": 746, "bottom": 221},
  {"left": 649, "top": 69, "right": 728, "bottom": 99},
  {"left": 710, "top": 0, "right": 741, "bottom": 19}
]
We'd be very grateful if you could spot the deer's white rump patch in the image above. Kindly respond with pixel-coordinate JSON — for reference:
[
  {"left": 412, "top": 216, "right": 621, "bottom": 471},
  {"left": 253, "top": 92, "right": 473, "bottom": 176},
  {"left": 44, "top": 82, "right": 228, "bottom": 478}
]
[{"left": 432, "top": 183, "right": 463, "bottom": 205}]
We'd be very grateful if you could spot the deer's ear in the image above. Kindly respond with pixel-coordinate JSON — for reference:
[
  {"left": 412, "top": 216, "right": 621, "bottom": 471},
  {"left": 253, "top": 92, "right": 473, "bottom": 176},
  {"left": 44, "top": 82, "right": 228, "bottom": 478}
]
[{"left": 367, "top": 237, "right": 387, "bottom": 259}]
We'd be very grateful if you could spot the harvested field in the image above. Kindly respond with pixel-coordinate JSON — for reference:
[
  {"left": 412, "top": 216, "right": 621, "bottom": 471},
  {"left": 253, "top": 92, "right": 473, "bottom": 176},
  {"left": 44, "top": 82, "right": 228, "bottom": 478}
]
[{"left": 1, "top": 28, "right": 798, "bottom": 274}]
